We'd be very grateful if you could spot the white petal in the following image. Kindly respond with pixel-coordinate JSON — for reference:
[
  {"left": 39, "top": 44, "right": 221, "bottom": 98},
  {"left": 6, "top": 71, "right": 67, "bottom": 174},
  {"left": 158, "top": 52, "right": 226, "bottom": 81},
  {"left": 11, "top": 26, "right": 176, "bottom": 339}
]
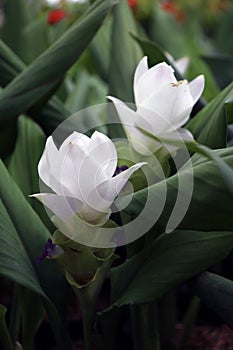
[
  {"left": 59, "top": 131, "right": 90, "bottom": 155},
  {"left": 108, "top": 96, "right": 137, "bottom": 136},
  {"left": 138, "top": 80, "right": 194, "bottom": 131},
  {"left": 108, "top": 96, "right": 161, "bottom": 155},
  {"left": 31, "top": 193, "right": 83, "bottom": 220},
  {"left": 38, "top": 136, "right": 58, "bottom": 188},
  {"left": 175, "top": 57, "right": 189, "bottom": 75},
  {"left": 87, "top": 162, "right": 146, "bottom": 210},
  {"left": 157, "top": 128, "right": 194, "bottom": 152},
  {"left": 133, "top": 56, "right": 148, "bottom": 95},
  {"left": 135, "top": 62, "right": 176, "bottom": 105},
  {"left": 188, "top": 75, "right": 205, "bottom": 104},
  {"left": 88, "top": 131, "right": 118, "bottom": 177},
  {"left": 57, "top": 132, "right": 108, "bottom": 200},
  {"left": 56, "top": 136, "right": 88, "bottom": 198}
]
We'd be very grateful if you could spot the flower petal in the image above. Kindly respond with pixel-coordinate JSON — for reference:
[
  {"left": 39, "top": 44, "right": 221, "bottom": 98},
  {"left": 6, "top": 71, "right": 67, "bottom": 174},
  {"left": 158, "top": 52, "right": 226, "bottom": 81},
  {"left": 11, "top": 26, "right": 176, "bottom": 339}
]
[
  {"left": 38, "top": 136, "right": 59, "bottom": 190},
  {"left": 87, "top": 162, "right": 146, "bottom": 210},
  {"left": 135, "top": 62, "right": 176, "bottom": 105},
  {"left": 174, "top": 57, "right": 189, "bottom": 75},
  {"left": 88, "top": 131, "right": 118, "bottom": 177},
  {"left": 138, "top": 79, "right": 194, "bottom": 131},
  {"left": 108, "top": 96, "right": 161, "bottom": 155},
  {"left": 57, "top": 132, "right": 108, "bottom": 201},
  {"left": 157, "top": 128, "right": 194, "bottom": 153},
  {"left": 188, "top": 75, "right": 205, "bottom": 104},
  {"left": 133, "top": 56, "right": 148, "bottom": 95},
  {"left": 31, "top": 193, "right": 83, "bottom": 221}
]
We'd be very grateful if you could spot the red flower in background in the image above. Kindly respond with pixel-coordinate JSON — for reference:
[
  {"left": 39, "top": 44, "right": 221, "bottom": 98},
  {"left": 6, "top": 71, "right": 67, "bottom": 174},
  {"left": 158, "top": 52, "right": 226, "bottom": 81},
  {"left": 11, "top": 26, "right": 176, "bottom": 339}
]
[
  {"left": 47, "top": 9, "right": 67, "bottom": 25},
  {"left": 161, "top": 1, "right": 186, "bottom": 22},
  {"left": 128, "top": 0, "right": 137, "bottom": 9}
]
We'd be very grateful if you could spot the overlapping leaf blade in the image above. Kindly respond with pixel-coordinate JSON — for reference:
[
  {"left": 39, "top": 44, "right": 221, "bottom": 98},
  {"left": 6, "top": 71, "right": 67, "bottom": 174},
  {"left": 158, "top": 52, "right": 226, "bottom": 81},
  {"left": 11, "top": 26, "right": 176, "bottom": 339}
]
[
  {"left": 187, "top": 81, "right": 233, "bottom": 148},
  {"left": 0, "top": 0, "right": 116, "bottom": 123},
  {"left": 0, "top": 160, "right": 72, "bottom": 349},
  {"left": 191, "top": 271, "right": 233, "bottom": 329},
  {"left": 124, "top": 149, "right": 233, "bottom": 232},
  {"left": 110, "top": 230, "right": 233, "bottom": 306}
]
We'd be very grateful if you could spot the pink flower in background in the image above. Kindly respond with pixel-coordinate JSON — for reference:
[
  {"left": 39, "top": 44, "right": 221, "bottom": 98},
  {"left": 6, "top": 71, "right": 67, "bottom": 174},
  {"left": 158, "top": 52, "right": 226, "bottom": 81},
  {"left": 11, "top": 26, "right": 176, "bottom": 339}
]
[
  {"left": 47, "top": 9, "right": 67, "bottom": 25},
  {"left": 161, "top": 1, "right": 186, "bottom": 22},
  {"left": 128, "top": 0, "right": 137, "bottom": 9}
]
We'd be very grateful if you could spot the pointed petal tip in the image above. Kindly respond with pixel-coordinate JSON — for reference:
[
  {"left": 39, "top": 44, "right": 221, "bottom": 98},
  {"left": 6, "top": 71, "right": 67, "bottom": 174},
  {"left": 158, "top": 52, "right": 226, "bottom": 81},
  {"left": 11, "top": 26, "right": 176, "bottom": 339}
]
[{"left": 189, "top": 74, "right": 205, "bottom": 104}]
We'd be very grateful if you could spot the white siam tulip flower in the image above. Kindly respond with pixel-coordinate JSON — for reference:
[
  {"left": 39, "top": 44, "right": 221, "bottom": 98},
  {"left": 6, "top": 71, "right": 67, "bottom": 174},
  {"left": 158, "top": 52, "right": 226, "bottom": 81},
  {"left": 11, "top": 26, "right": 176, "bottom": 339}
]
[
  {"left": 108, "top": 56, "right": 205, "bottom": 155},
  {"left": 31, "top": 131, "right": 145, "bottom": 227}
]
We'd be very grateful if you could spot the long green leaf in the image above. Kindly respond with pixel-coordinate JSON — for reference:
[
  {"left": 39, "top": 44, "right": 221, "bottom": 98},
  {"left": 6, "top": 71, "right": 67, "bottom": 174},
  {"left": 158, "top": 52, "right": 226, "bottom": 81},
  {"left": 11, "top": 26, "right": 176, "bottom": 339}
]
[
  {"left": 0, "top": 0, "right": 116, "bottom": 123},
  {"left": 18, "top": 287, "right": 45, "bottom": 350},
  {"left": 108, "top": 0, "right": 142, "bottom": 138},
  {"left": 0, "top": 39, "right": 70, "bottom": 136},
  {"left": 1, "top": 0, "right": 31, "bottom": 61},
  {"left": 8, "top": 116, "right": 54, "bottom": 230},
  {"left": 137, "top": 127, "right": 233, "bottom": 193},
  {"left": 109, "top": 230, "right": 233, "bottom": 306},
  {"left": 124, "top": 148, "right": 233, "bottom": 232},
  {"left": 187, "top": 81, "right": 233, "bottom": 148},
  {"left": 109, "top": 0, "right": 142, "bottom": 102},
  {"left": 8, "top": 116, "right": 45, "bottom": 198},
  {"left": 191, "top": 271, "right": 233, "bottom": 329},
  {"left": 0, "top": 160, "right": 72, "bottom": 349}
]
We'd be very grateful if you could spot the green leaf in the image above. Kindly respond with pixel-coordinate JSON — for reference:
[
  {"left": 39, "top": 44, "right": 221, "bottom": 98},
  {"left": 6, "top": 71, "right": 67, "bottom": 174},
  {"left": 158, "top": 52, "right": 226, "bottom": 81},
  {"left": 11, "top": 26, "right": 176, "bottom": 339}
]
[
  {"left": 131, "top": 34, "right": 169, "bottom": 66},
  {"left": 202, "top": 54, "right": 233, "bottom": 90},
  {"left": 191, "top": 271, "right": 233, "bottom": 329},
  {"left": 109, "top": 0, "right": 142, "bottom": 102},
  {"left": 1, "top": 0, "right": 31, "bottom": 61},
  {"left": 110, "top": 230, "right": 233, "bottom": 306},
  {"left": 0, "top": 160, "right": 72, "bottom": 349},
  {"left": 23, "top": 16, "right": 50, "bottom": 64},
  {"left": 149, "top": 6, "right": 187, "bottom": 58},
  {"left": 0, "top": 305, "right": 14, "bottom": 350},
  {"left": 0, "top": 38, "right": 70, "bottom": 135},
  {"left": 186, "top": 56, "right": 220, "bottom": 102},
  {"left": 124, "top": 147, "right": 233, "bottom": 232},
  {"left": 0, "top": 0, "right": 116, "bottom": 123},
  {"left": 108, "top": 0, "right": 142, "bottom": 138},
  {"left": 18, "top": 288, "right": 45, "bottom": 350},
  {"left": 0, "top": 39, "right": 25, "bottom": 88},
  {"left": 8, "top": 116, "right": 54, "bottom": 230},
  {"left": 187, "top": 82, "right": 233, "bottom": 148},
  {"left": 0, "top": 196, "right": 46, "bottom": 297},
  {"left": 136, "top": 127, "right": 233, "bottom": 194},
  {"left": 89, "top": 17, "right": 111, "bottom": 81},
  {"left": 8, "top": 116, "right": 45, "bottom": 199}
]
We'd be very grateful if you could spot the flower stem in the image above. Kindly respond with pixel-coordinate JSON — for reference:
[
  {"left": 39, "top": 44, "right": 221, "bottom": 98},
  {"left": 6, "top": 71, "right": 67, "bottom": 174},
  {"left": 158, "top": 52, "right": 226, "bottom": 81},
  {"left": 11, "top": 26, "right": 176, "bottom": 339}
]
[
  {"left": 82, "top": 308, "right": 95, "bottom": 350},
  {"left": 131, "top": 303, "right": 160, "bottom": 350},
  {"left": 73, "top": 257, "right": 115, "bottom": 350}
]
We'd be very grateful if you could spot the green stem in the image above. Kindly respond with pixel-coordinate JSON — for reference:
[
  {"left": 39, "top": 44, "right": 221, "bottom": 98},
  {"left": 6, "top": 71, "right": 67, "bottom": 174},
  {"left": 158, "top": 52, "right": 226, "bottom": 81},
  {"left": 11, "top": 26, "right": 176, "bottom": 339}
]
[
  {"left": 179, "top": 296, "right": 200, "bottom": 349},
  {"left": 131, "top": 305, "right": 144, "bottom": 350},
  {"left": 73, "top": 257, "right": 114, "bottom": 350},
  {"left": 158, "top": 292, "right": 176, "bottom": 350},
  {"left": 82, "top": 308, "right": 95, "bottom": 350},
  {"left": 131, "top": 303, "right": 160, "bottom": 350},
  {"left": 9, "top": 284, "right": 20, "bottom": 346}
]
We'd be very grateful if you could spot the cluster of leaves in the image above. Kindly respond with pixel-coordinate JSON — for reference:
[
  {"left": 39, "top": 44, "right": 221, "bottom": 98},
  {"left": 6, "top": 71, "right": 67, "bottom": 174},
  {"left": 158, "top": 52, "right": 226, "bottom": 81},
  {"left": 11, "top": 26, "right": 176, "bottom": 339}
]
[{"left": 0, "top": 0, "right": 233, "bottom": 349}]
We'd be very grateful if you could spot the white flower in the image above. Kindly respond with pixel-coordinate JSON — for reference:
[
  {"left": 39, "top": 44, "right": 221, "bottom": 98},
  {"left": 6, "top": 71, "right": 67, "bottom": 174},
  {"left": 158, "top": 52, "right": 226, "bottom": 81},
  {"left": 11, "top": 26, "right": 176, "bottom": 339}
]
[
  {"left": 31, "top": 131, "right": 145, "bottom": 226},
  {"left": 165, "top": 52, "right": 190, "bottom": 75},
  {"left": 108, "top": 56, "right": 205, "bottom": 155}
]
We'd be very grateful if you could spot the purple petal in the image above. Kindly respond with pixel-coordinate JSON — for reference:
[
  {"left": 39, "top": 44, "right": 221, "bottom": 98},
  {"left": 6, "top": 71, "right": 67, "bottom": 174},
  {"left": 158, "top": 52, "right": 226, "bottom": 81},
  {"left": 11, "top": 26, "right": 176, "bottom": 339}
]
[{"left": 35, "top": 238, "right": 63, "bottom": 263}]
